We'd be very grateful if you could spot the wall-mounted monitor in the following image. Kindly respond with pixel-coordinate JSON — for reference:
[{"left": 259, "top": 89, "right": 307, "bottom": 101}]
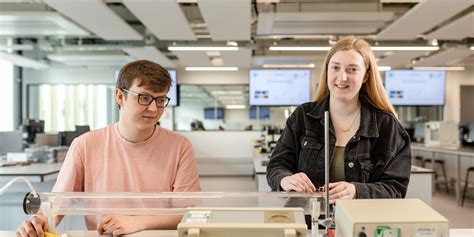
[
  {"left": 249, "top": 70, "right": 311, "bottom": 106},
  {"left": 167, "top": 70, "right": 178, "bottom": 106},
  {"left": 249, "top": 106, "right": 270, "bottom": 120},
  {"left": 384, "top": 70, "right": 446, "bottom": 106},
  {"left": 115, "top": 69, "right": 178, "bottom": 106},
  {"left": 204, "top": 107, "right": 224, "bottom": 120}
]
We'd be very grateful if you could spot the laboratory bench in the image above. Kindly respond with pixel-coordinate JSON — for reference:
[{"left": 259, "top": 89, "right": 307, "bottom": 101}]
[
  {"left": 253, "top": 153, "right": 435, "bottom": 205},
  {"left": 411, "top": 142, "right": 474, "bottom": 205},
  {"left": 1, "top": 229, "right": 472, "bottom": 237},
  {"left": 0, "top": 230, "right": 178, "bottom": 237},
  {"left": 0, "top": 162, "right": 62, "bottom": 182}
]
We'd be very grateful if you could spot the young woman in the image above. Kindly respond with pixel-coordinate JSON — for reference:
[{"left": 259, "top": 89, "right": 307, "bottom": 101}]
[{"left": 266, "top": 36, "right": 411, "bottom": 203}]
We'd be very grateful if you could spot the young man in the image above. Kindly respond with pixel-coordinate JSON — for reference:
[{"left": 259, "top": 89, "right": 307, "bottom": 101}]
[{"left": 17, "top": 60, "right": 201, "bottom": 236}]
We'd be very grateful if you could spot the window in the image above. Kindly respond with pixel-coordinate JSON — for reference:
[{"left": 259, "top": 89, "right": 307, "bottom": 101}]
[
  {"left": 0, "top": 59, "right": 14, "bottom": 131},
  {"left": 28, "top": 84, "right": 116, "bottom": 132}
]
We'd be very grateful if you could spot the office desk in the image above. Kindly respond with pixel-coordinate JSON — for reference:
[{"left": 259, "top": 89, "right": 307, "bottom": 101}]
[
  {"left": 411, "top": 143, "right": 474, "bottom": 205},
  {"left": 254, "top": 153, "right": 434, "bottom": 205},
  {"left": 0, "top": 162, "right": 62, "bottom": 182}
]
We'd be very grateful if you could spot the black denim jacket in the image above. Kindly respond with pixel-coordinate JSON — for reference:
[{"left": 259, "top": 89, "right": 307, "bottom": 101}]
[{"left": 266, "top": 96, "right": 411, "bottom": 198}]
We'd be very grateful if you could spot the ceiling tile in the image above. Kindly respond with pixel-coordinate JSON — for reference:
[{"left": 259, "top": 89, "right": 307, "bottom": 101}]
[
  {"left": 123, "top": 0, "right": 196, "bottom": 40},
  {"left": 376, "top": 0, "right": 472, "bottom": 40},
  {"left": 44, "top": 0, "right": 142, "bottom": 40},
  {"left": 197, "top": 0, "right": 251, "bottom": 40},
  {"left": 123, "top": 46, "right": 176, "bottom": 68}
]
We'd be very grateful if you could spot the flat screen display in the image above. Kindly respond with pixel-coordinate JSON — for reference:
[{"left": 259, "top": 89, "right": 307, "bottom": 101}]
[
  {"left": 204, "top": 107, "right": 224, "bottom": 119},
  {"left": 249, "top": 70, "right": 311, "bottom": 106},
  {"left": 167, "top": 70, "right": 178, "bottom": 106},
  {"left": 384, "top": 70, "right": 445, "bottom": 106},
  {"left": 115, "top": 69, "right": 178, "bottom": 106},
  {"left": 249, "top": 106, "right": 270, "bottom": 119}
]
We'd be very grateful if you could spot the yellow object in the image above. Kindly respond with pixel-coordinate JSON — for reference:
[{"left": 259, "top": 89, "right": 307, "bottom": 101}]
[{"left": 44, "top": 231, "right": 59, "bottom": 237}]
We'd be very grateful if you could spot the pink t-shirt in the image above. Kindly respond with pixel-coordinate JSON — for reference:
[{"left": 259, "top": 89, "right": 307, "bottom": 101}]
[{"left": 52, "top": 123, "right": 201, "bottom": 229}]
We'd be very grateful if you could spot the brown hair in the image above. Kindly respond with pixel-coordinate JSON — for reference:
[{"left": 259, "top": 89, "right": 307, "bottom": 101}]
[
  {"left": 314, "top": 36, "right": 397, "bottom": 117},
  {"left": 116, "top": 60, "right": 172, "bottom": 93}
]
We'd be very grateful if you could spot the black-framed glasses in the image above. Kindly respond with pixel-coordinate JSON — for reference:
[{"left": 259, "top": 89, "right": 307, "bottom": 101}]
[{"left": 121, "top": 88, "right": 170, "bottom": 108}]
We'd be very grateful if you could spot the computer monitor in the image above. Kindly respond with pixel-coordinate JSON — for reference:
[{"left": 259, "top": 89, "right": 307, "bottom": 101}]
[
  {"left": 58, "top": 131, "right": 78, "bottom": 146},
  {"left": 249, "top": 69, "right": 311, "bottom": 106},
  {"left": 75, "top": 125, "right": 90, "bottom": 136},
  {"left": 0, "top": 131, "right": 23, "bottom": 156},
  {"left": 384, "top": 70, "right": 446, "bottom": 106},
  {"left": 25, "top": 119, "right": 45, "bottom": 143}
]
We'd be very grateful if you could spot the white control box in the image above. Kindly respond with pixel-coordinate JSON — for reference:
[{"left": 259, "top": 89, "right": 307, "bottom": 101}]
[
  {"left": 178, "top": 207, "right": 307, "bottom": 237},
  {"left": 335, "top": 199, "right": 448, "bottom": 237}
]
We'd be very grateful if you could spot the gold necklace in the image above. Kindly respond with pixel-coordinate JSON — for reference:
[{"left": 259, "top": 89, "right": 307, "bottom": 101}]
[{"left": 331, "top": 109, "right": 360, "bottom": 133}]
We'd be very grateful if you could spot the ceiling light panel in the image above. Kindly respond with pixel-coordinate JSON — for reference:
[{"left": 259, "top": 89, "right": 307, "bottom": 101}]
[
  {"left": 376, "top": 0, "right": 472, "bottom": 40},
  {"left": 173, "top": 51, "right": 212, "bottom": 67},
  {"left": 168, "top": 46, "right": 238, "bottom": 51},
  {"left": 47, "top": 54, "right": 133, "bottom": 66},
  {"left": 413, "top": 47, "right": 473, "bottom": 67},
  {"left": 44, "top": 0, "right": 142, "bottom": 40},
  {"left": 123, "top": 46, "right": 175, "bottom": 68},
  {"left": 257, "top": 12, "right": 393, "bottom": 35},
  {"left": 253, "top": 56, "right": 318, "bottom": 66},
  {"left": 371, "top": 46, "right": 439, "bottom": 51},
  {"left": 123, "top": 0, "right": 196, "bottom": 40},
  {"left": 378, "top": 66, "right": 392, "bottom": 71},
  {"left": 377, "top": 51, "right": 430, "bottom": 68},
  {"left": 427, "top": 12, "right": 474, "bottom": 40},
  {"left": 197, "top": 0, "right": 251, "bottom": 40},
  {"left": 413, "top": 66, "right": 465, "bottom": 71},
  {"left": 185, "top": 67, "right": 238, "bottom": 71},
  {"left": 220, "top": 48, "right": 252, "bottom": 67},
  {"left": 0, "top": 44, "right": 34, "bottom": 51},
  {"left": 262, "top": 64, "right": 315, "bottom": 69},
  {"left": 0, "top": 12, "right": 90, "bottom": 37}
]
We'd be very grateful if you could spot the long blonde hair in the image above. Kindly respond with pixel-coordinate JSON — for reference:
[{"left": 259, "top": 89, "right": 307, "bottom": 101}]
[{"left": 314, "top": 36, "right": 397, "bottom": 117}]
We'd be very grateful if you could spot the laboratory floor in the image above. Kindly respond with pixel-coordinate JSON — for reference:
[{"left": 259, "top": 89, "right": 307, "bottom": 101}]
[
  {"left": 431, "top": 189, "right": 474, "bottom": 229},
  {"left": 199, "top": 176, "right": 474, "bottom": 229}
]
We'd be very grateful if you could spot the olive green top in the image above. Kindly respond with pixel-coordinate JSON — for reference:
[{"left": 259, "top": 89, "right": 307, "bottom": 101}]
[{"left": 330, "top": 146, "right": 345, "bottom": 182}]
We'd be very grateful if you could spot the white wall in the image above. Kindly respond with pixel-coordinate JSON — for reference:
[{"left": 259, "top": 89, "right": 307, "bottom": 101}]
[
  {"left": 224, "top": 107, "right": 289, "bottom": 130},
  {"left": 444, "top": 68, "right": 474, "bottom": 123},
  {"left": 179, "top": 131, "right": 262, "bottom": 175}
]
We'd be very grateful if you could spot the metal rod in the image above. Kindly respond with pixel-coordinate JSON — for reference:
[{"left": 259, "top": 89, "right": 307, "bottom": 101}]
[{"left": 324, "top": 111, "right": 330, "bottom": 234}]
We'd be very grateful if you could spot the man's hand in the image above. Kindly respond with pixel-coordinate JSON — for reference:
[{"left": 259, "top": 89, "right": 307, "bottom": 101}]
[
  {"left": 280, "top": 173, "right": 316, "bottom": 193},
  {"left": 97, "top": 215, "right": 146, "bottom": 236},
  {"left": 322, "top": 181, "right": 356, "bottom": 204},
  {"left": 16, "top": 215, "right": 48, "bottom": 237}
]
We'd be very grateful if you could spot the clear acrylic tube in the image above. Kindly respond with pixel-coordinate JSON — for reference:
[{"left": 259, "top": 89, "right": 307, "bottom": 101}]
[{"left": 23, "top": 191, "right": 324, "bottom": 216}]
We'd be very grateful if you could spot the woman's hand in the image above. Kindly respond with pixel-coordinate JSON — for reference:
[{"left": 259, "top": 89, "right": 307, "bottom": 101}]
[
  {"left": 322, "top": 181, "right": 356, "bottom": 204},
  {"left": 16, "top": 215, "right": 48, "bottom": 237},
  {"left": 97, "top": 215, "right": 146, "bottom": 236},
  {"left": 280, "top": 173, "right": 316, "bottom": 193}
]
